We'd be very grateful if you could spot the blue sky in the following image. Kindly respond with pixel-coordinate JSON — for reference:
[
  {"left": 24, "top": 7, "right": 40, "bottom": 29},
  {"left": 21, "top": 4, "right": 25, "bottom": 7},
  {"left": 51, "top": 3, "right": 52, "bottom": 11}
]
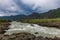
[{"left": 0, "top": 0, "right": 60, "bottom": 16}]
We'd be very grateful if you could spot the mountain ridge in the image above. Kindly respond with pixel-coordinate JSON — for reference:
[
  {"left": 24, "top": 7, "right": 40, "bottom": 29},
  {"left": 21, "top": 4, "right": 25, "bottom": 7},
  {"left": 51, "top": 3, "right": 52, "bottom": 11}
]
[{"left": 0, "top": 8, "right": 60, "bottom": 20}]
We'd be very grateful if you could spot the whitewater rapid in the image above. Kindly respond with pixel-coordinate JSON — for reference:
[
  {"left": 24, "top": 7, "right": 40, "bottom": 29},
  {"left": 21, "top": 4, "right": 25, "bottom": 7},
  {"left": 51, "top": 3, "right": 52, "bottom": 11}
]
[{"left": 5, "top": 21, "right": 60, "bottom": 38}]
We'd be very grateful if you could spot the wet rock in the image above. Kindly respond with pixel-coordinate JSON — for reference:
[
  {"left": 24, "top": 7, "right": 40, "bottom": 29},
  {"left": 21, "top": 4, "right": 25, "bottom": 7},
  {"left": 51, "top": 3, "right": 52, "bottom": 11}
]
[
  {"left": 35, "top": 36, "right": 46, "bottom": 40},
  {"left": 1, "top": 35, "right": 9, "bottom": 40},
  {"left": 34, "top": 32, "right": 39, "bottom": 34},
  {"left": 0, "top": 34, "right": 4, "bottom": 40},
  {"left": 0, "top": 32, "right": 60, "bottom": 40},
  {"left": 53, "top": 36, "right": 60, "bottom": 40},
  {"left": 9, "top": 35, "right": 16, "bottom": 39},
  {"left": 31, "top": 24, "right": 34, "bottom": 26},
  {"left": 45, "top": 37, "right": 53, "bottom": 40}
]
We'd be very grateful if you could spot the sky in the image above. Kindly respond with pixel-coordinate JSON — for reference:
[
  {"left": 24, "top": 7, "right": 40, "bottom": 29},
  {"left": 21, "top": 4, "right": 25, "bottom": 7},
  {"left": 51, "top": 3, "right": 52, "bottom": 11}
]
[{"left": 0, "top": 0, "right": 60, "bottom": 16}]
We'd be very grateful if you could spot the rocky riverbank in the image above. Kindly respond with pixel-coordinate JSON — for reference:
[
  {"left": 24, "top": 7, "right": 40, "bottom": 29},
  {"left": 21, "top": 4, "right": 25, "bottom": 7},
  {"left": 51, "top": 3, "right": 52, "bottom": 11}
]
[
  {"left": 0, "top": 33, "right": 60, "bottom": 40},
  {"left": 0, "top": 22, "right": 10, "bottom": 34},
  {"left": 38, "top": 22, "right": 60, "bottom": 29}
]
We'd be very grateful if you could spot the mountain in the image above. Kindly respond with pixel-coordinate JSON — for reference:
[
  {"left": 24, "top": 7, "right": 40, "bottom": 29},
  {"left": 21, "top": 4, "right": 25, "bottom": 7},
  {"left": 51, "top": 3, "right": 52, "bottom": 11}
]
[
  {"left": 26, "top": 8, "right": 60, "bottom": 19},
  {"left": 39, "top": 8, "right": 60, "bottom": 18},
  {"left": 26, "top": 12, "right": 40, "bottom": 19},
  {"left": 0, "top": 14, "right": 27, "bottom": 21},
  {"left": 0, "top": 8, "right": 60, "bottom": 20}
]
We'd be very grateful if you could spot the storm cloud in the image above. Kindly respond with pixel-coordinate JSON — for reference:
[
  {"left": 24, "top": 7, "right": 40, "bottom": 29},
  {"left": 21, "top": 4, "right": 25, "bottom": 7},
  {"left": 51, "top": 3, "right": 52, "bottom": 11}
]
[{"left": 0, "top": 0, "right": 60, "bottom": 16}]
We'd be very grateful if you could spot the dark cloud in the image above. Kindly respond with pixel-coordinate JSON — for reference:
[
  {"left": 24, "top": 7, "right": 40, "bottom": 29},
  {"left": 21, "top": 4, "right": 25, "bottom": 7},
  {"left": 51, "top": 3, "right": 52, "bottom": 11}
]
[{"left": 0, "top": 0, "right": 60, "bottom": 16}]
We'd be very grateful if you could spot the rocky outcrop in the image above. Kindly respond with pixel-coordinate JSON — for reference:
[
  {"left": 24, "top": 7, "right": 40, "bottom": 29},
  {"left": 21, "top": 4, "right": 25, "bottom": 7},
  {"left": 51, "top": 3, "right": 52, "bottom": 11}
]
[
  {"left": 0, "top": 22, "right": 10, "bottom": 34},
  {"left": 0, "top": 33, "right": 60, "bottom": 40}
]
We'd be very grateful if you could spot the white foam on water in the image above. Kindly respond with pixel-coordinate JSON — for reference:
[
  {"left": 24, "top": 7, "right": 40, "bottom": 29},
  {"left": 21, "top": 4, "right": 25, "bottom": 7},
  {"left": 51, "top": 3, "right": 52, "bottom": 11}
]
[{"left": 5, "top": 21, "right": 60, "bottom": 38}]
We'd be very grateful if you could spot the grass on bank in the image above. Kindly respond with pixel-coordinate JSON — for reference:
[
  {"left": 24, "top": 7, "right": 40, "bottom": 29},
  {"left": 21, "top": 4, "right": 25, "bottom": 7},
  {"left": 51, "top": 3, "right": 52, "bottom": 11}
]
[{"left": 20, "top": 18, "right": 60, "bottom": 24}]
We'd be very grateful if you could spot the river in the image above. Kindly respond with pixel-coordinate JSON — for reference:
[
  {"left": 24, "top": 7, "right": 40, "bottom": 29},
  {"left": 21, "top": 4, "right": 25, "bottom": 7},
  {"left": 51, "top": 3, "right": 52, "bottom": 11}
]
[{"left": 4, "top": 21, "right": 60, "bottom": 38}]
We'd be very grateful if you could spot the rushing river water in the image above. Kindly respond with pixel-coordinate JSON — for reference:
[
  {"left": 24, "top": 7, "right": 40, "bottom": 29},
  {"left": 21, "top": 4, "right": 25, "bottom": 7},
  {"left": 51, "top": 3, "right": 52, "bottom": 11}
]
[{"left": 5, "top": 21, "right": 60, "bottom": 38}]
